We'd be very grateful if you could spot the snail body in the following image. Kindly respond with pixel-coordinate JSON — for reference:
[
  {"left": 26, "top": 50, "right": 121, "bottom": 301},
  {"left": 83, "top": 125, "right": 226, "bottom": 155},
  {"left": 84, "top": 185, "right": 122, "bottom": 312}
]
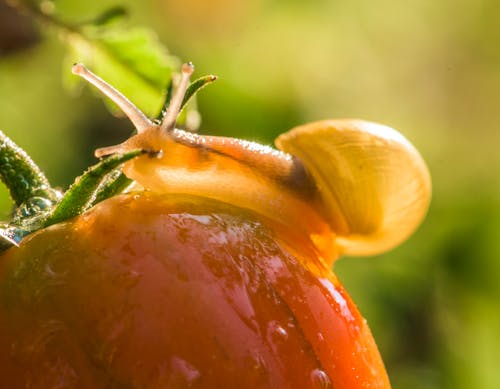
[
  {"left": 72, "top": 63, "right": 431, "bottom": 258},
  {"left": 120, "top": 127, "right": 333, "bottom": 259}
]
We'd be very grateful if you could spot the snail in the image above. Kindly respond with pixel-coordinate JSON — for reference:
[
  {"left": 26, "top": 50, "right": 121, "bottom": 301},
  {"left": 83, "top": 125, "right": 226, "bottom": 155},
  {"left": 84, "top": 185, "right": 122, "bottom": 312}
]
[{"left": 72, "top": 62, "right": 431, "bottom": 258}]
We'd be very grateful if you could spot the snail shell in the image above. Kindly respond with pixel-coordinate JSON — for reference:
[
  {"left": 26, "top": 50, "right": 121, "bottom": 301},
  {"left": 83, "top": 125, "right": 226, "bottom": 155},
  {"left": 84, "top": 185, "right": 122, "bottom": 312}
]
[{"left": 276, "top": 119, "right": 431, "bottom": 256}]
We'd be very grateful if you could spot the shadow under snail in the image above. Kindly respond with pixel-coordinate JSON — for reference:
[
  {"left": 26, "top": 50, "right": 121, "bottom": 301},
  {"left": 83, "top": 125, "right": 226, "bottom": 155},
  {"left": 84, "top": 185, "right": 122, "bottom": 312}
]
[{"left": 72, "top": 62, "right": 431, "bottom": 259}]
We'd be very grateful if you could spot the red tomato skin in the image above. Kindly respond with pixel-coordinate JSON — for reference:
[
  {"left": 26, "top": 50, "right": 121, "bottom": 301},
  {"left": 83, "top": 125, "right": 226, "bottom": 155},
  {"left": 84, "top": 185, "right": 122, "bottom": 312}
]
[{"left": 0, "top": 192, "right": 390, "bottom": 388}]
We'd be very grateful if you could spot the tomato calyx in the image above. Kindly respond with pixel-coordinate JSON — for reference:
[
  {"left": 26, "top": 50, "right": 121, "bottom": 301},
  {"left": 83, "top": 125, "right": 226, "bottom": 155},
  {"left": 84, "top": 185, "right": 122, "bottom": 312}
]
[{"left": 0, "top": 133, "right": 143, "bottom": 251}]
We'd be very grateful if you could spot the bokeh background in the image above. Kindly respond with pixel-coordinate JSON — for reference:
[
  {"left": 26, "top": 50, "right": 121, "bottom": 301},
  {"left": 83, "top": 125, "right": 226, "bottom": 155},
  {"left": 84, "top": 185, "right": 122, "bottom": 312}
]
[{"left": 1, "top": 0, "right": 499, "bottom": 387}]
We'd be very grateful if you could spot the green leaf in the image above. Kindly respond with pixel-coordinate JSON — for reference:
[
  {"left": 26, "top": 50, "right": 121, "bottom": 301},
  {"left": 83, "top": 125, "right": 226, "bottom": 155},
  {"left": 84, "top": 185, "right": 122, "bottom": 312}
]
[{"left": 64, "top": 24, "right": 180, "bottom": 118}]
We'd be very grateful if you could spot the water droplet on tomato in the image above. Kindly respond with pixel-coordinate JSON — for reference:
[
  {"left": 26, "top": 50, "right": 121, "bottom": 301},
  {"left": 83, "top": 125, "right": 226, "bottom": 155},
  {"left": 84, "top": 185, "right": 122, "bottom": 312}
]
[
  {"left": 266, "top": 320, "right": 289, "bottom": 355},
  {"left": 310, "top": 368, "right": 332, "bottom": 389},
  {"left": 170, "top": 356, "right": 201, "bottom": 384},
  {"left": 268, "top": 321, "right": 288, "bottom": 341}
]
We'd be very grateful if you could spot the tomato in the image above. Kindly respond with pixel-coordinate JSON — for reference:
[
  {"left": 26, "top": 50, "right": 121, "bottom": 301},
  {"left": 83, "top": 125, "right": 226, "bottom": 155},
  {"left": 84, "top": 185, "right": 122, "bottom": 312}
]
[{"left": 0, "top": 192, "right": 389, "bottom": 388}]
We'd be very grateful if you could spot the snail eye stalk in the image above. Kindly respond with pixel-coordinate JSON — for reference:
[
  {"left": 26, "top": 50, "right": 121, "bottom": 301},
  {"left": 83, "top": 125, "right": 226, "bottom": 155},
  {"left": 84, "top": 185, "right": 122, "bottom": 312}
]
[{"left": 72, "top": 63, "right": 153, "bottom": 133}]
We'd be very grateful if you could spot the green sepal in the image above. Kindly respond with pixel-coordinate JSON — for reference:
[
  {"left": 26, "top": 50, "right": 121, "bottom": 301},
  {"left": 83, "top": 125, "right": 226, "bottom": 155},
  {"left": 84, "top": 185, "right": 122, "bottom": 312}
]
[
  {"left": 157, "top": 75, "right": 217, "bottom": 122},
  {"left": 157, "top": 80, "right": 174, "bottom": 121},
  {"left": 182, "top": 75, "right": 217, "bottom": 111},
  {"left": 91, "top": 169, "right": 134, "bottom": 207},
  {"left": 45, "top": 150, "right": 143, "bottom": 227}
]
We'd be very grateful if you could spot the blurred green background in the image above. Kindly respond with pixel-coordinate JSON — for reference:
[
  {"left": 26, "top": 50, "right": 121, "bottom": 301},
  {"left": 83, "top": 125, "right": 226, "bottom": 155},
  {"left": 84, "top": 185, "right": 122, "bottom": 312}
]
[{"left": 1, "top": 0, "right": 499, "bottom": 387}]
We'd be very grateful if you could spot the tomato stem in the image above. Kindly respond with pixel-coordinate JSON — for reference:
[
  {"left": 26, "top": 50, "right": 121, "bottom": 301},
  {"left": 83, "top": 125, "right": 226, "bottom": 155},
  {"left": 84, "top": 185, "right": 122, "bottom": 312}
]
[{"left": 0, "top": 130, "right": 60, "bottom": 207}]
